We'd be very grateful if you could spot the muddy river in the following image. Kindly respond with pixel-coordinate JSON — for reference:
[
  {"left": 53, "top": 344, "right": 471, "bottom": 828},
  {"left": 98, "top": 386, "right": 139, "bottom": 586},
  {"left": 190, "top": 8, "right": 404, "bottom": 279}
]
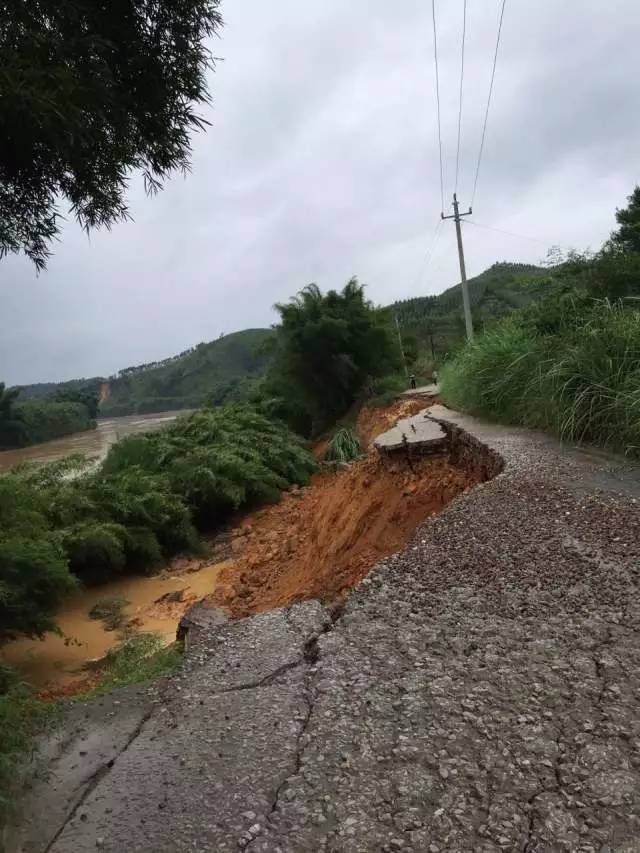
[
  {"left": 0, "top": 410, "right": 190, "bottom": 473},
  {"left": 2, "top": 561, "right": 228, "bottom": 690},
  {"left": 0, "top": 409, "right": 212, "bottom": 690}
]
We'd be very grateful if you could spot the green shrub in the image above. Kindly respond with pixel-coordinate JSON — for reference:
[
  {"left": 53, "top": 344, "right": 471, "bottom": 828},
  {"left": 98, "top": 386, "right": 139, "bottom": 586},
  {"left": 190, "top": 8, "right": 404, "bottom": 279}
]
[
  {"left": 0, "top": 475, "right": 49, "bottom": 534},
  {"left": 63, "top": 523, "right": 127, "bottom": 585},
  {"left": 0, "top": 536, "right": 77, "bottom": 639},
  {"left": 324, "top": 428, "right": 363, "bottom": 463},
  {"left": 123, "top": 527, "right": 163, "bottom": 573},
  {"left": 88, "top": 469, "right": 199, "bottom": 555},
  {"left": 13, "top": 400, "right": 94, "bottom": 446},
  {"left": 89, "top": 595, "right": 130, "bottom": 631},
  {"left": 103, "top": 406, "right": 316, "bottom": 526},
  {"left": 1, "top": 403, "right": 316, "bottom": 640}
]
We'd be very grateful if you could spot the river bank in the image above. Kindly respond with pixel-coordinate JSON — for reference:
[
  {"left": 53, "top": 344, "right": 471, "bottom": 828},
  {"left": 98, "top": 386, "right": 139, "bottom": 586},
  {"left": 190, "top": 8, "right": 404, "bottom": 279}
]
[
  {"left": 1, "top": 397, "right": 440, "bottom": 694},
  {"left": 2, "top": 557, "right": 227, "bottom": 694},
  {"left": 0, "top": 410, "right": 190, "bottom": 473}
]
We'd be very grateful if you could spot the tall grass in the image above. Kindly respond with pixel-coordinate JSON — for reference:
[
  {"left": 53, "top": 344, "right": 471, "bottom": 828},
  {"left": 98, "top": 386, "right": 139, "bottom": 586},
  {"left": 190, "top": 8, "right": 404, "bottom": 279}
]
[
  {"left": 87, "top": 633, "right": 183, "bottom": 696},
  {"left": 324, "top": 428, "right": 362, "bottom": 463},
  {"left": 440, "top": 300, "right": 640, "bottom": 455}
]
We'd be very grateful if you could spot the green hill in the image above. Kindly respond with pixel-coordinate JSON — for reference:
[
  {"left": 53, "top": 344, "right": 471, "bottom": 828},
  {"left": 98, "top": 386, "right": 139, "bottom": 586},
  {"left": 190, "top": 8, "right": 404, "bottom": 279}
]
[
  {"left": 16, "top": 376, "right": 104, "bottom": 402},
  {"left": 391, "top": 262, "right": 553, "bottom": 354},
  {"left": 16, "top": 329, "right": 274, "bottom": 417},
  {"left": 14, "top": 264, "right": 556, "bottom": 419},
  {"left": 100, "top": 328, "right": 274, "bottom": 416}
]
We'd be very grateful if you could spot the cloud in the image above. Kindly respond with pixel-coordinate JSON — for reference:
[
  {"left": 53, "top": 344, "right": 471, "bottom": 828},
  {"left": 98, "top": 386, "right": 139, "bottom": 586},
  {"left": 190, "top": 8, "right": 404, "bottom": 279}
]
[{"left": 1, "top": 0, "right": 638, "bottom": 383}]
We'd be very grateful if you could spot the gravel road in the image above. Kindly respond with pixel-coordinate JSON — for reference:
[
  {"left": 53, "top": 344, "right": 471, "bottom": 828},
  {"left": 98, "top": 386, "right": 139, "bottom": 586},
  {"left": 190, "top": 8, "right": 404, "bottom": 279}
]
[{"left": 12, "top": 407, "right": 640, "bottom": 853}]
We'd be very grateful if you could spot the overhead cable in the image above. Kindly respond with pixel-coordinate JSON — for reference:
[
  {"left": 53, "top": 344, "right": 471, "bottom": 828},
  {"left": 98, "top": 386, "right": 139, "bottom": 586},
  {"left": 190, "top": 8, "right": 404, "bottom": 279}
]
[
  {"left": 431, "top": 0, "right": 445, "bottom": 213},
  {"left": 454, "top": 0, "right": 468, "bottom": 195},
  {"left": 471, "top": 0, "right": 508, "bottom": 207}
]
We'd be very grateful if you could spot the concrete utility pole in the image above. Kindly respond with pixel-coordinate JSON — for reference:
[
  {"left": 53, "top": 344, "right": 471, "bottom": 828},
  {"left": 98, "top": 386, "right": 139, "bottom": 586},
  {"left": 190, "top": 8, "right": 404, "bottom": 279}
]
[{"left": 442, "top": 193, "right": 474, "bottom": 340}]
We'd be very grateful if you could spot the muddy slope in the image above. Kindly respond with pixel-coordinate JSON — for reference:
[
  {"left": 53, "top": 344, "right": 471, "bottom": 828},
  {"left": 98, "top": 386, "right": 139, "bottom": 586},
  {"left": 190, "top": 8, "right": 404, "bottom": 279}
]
[{"left": 211, "top": 452, "right": 481, "bottom": 618}]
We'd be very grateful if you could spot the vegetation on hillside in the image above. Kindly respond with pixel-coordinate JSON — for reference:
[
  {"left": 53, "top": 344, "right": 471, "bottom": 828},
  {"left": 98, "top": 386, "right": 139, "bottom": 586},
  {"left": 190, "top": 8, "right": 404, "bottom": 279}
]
[
  {"left": 100, "top": 329, "right": 273, "bottom": 416},
  {"left": 0, "top": 0, "right": 223, "bottom": 269},
  {"left": 13, "top": 401, "right": 95, "bottom": 446},
  {"left": 441, "top": 188, "right": 640, "bottom": 456},
  {"left": 392, "top": 262, "right": 552, "bottom": 359},
  {"left": 0, "top": 382, "right": 96, "bottom": 450},
  {"left": 258, "top": 279, "right": 401, "bottom": 436},
  {"left": 15, "top": 377, "right": 103, "bottom": 403},
  {"left": 0, "top": 406, "right": 315, "bottom": 641}
]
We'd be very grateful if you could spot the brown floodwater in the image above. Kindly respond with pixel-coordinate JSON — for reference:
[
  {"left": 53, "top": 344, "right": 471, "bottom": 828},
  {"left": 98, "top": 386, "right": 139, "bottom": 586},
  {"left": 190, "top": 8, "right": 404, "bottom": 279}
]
[
  {"left": 0, "top": 409, "right": 220, "bottom": 691},
  {"left": 0, "top": 410, "right": 191, "bottom": 473},
  {"left": 2, "top": 561, "right": 228, "bottom": 689}
]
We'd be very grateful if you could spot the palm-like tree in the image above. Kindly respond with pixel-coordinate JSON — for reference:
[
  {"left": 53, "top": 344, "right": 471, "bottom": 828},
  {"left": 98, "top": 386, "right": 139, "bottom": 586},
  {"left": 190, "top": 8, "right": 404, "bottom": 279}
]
[{"left": 0, "top": 382, "right": 25, "bottom": 447}]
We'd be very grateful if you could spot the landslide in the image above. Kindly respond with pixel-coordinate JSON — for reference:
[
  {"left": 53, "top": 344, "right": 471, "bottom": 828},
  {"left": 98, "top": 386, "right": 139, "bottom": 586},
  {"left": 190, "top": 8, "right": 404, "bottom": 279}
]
[{"left": 210, "top": 400, "right": 480, "bottom": 618}]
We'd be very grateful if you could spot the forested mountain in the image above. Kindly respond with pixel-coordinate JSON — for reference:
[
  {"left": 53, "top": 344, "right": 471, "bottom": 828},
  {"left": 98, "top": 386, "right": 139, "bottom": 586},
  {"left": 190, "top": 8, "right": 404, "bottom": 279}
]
[
  {"left": 16, "top": 377, "right": 104, "bottom": 402},
  {"left": 391, "top": 262, "right": 552, "bottom": 354},
  {"left": 14, "top": 264, "right": 555, "bottom": 418},
  {"left": 100, "top": 328, "right": 273, "bottom": 416},
  {"left": 15, "top": 329, "right": 274, "bottom": 418}
]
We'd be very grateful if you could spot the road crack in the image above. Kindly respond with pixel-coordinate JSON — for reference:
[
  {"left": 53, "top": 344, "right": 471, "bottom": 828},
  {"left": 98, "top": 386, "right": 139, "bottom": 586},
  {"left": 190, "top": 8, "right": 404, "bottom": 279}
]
[{"left": 45, "top": 705, "right": 154, "bottom": 852}]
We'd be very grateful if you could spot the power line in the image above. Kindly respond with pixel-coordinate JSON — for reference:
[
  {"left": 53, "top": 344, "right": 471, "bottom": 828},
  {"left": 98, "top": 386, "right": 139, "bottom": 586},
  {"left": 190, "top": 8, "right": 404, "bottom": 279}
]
[
  {"left": 431, "top": 0, "right": 445, "bottom": 213},
  {"left": 471, "top": 0, "right": 507, "bottom": 207},
  {"left": 463, "top": 218, "right": 551, "bottom": 246},
  {"left": 410, "top": 217, "right": 444, "bottom": 293},
  {"left": 454, "top": 0, "right": 467, "bottom": 196}
]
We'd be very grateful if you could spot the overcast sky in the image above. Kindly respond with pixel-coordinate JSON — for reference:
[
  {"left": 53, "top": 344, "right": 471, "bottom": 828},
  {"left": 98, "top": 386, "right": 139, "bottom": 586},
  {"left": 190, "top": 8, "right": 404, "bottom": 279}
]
[{"left": 2, "top": 0, "right": 639, "bottom": 385}]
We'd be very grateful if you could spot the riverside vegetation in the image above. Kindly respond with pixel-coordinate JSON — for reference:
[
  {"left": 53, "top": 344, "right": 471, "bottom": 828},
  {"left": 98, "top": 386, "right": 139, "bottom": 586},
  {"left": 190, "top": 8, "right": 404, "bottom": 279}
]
[{"left": 0, "top": 384, "right": 97, "bottom": 450}]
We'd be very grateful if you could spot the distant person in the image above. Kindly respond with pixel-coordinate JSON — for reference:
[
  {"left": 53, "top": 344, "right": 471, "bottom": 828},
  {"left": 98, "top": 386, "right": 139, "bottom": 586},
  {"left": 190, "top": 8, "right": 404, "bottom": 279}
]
[{"left": 410, "top": 374, "right": 417, "bottom": 390}]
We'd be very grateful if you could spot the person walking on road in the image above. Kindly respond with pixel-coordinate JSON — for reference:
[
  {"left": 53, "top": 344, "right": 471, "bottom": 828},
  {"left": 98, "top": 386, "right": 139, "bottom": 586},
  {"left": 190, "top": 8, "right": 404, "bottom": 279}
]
[{"left": 409, "top": 373, "right": 417, "bottom": 390}]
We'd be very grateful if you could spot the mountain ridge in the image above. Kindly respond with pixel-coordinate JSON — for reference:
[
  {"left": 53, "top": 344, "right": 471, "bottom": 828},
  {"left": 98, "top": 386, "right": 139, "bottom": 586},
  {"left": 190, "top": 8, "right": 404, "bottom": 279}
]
[{"left": 15, "top": 262, "right": 554, "bottom": 413}]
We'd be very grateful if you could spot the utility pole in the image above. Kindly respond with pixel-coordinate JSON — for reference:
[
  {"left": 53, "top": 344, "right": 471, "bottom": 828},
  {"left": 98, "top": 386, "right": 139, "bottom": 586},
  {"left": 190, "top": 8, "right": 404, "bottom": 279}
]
[
  {"left": 442, "top": 193, "right": 474, "bottom": 340},
  {"left": 394, "top": 313, "right": 408, "bottom": 377}
]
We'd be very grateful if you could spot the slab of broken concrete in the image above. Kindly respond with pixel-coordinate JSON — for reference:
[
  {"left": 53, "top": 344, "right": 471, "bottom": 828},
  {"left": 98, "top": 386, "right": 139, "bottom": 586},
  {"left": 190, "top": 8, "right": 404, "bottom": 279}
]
[{"left": 374, "top": 408, "right": 447, "bottom": 455}]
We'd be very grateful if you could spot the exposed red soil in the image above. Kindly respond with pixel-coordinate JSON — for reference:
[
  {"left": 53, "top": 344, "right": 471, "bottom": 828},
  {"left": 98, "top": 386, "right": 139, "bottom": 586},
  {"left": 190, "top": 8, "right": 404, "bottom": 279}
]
[{"left": 209, "top": 452, "right": 479, "bottom": 618}]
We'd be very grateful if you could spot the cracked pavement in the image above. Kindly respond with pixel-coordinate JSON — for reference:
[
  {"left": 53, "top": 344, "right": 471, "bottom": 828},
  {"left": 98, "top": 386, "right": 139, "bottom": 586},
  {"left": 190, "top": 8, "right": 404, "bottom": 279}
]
[{"left": 11, "top": 407, "right": 640, "bottom": 852}]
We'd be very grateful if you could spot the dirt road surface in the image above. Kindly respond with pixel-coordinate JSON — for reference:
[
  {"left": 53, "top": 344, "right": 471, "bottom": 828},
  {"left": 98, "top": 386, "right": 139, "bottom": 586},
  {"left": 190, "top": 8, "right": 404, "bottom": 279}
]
[{"left": 11, "top": 406, "right": 640, "bottom": 853}]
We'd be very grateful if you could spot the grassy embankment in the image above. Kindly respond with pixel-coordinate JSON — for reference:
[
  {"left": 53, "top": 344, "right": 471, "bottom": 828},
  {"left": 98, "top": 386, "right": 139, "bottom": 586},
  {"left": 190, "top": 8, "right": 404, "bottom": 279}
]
[
  {"left": 439, "top": 188, "right": 640, "bottom": 455},
  {"left": 440, "top": 292, "right": 640, "bottom": 456}
]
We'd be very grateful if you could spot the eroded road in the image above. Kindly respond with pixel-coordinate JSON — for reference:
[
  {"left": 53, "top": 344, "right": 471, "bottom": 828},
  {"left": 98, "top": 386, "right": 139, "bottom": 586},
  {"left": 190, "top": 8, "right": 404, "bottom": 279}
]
[{"left": 13, "top": 407, "right": 640, "bottom": 852}]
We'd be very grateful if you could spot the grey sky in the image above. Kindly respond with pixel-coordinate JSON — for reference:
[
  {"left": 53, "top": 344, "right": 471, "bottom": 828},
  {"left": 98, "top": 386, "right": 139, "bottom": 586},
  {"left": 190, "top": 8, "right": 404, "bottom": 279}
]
[{"left": 2, "top": 0, "right": 639, "bottom": 385}]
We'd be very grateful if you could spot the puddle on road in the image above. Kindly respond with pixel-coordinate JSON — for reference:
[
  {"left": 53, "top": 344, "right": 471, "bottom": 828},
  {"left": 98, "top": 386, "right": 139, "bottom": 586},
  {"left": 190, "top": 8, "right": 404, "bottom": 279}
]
[{"left": 2, "top": 561, "right": 228, "bottom": 689}]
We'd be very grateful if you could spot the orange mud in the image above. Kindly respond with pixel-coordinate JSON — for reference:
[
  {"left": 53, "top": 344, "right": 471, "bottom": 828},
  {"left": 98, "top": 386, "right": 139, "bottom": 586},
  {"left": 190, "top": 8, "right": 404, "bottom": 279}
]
[{"left": 210, "top": 452, "right": 478, "bottom": 618}]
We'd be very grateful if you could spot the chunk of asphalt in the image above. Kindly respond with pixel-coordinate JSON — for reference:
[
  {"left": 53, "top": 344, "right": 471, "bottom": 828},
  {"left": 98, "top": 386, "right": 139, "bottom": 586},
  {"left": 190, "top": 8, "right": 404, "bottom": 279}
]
[{"left": 374, "top": 411, "right": 447, "bottom": 453}]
